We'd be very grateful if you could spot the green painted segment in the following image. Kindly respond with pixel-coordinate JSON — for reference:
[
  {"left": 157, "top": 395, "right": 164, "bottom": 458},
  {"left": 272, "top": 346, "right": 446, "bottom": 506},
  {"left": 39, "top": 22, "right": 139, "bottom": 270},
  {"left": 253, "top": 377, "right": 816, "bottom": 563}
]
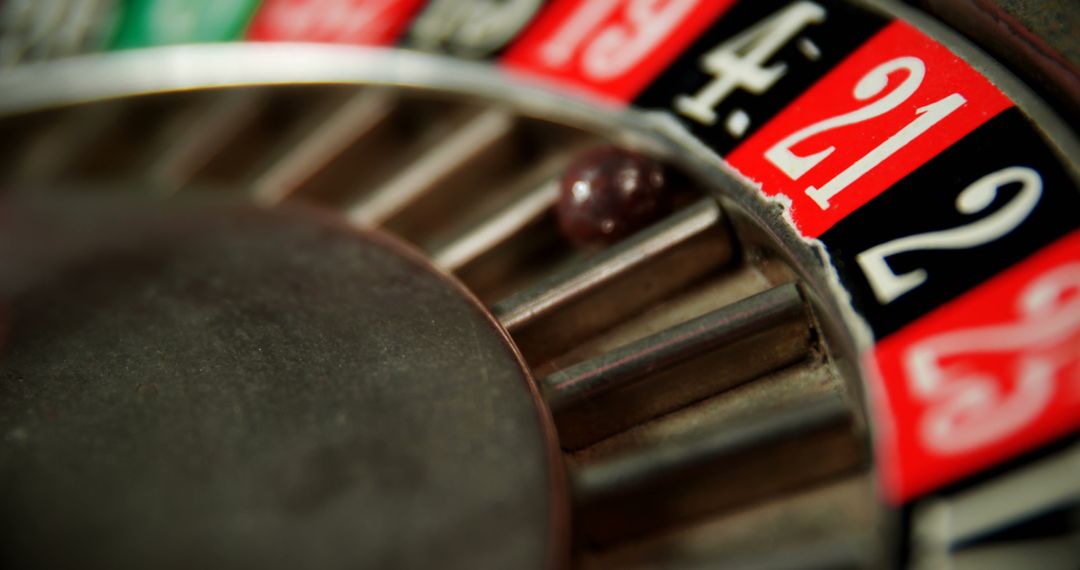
[{"left": 110, "top": 0, "right": 260, "bottom": 49}]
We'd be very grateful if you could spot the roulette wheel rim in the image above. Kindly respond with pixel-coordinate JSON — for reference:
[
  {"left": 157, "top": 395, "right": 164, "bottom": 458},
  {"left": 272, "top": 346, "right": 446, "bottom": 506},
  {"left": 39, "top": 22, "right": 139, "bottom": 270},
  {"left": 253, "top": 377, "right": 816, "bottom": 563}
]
[{"left": 0, "top": 1, "right": 1077, "bottom": 568}]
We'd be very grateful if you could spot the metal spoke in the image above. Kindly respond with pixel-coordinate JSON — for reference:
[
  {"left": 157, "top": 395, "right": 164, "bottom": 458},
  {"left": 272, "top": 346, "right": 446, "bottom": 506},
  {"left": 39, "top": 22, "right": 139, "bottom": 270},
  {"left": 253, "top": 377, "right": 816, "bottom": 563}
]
[
  {"left": 582, "top": 476, "right": 877, "bottom": 569},
  {"left": 425, "top": 145, "right": 583, "bottom": 273},
  {"left": 542, "top": 282, "right": 811, "bottom": 449},
  {"left": 494, "top": 198, "right": 734, "bottom": 366},
  {"left": 346, "top": 107, "right": 516, "bottom": 227},
  {"left": 145, "top": 90, "right": 265, "bottom": 194},
  {"left": 432, "top": 177, "right": 560, "bottom": 272},
  {"left": 571, "top": 394, "right": 860, "bottom": 544},
  {"left": 251, "top": 89, "right": 396, "bottom": 205}
]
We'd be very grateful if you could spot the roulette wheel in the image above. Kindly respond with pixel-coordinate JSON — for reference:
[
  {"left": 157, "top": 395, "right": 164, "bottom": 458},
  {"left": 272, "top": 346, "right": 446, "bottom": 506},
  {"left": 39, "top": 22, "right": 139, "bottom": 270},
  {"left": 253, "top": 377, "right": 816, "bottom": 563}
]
[{"left": 0, "top": 0, "right": 1077, "bottom": 568}]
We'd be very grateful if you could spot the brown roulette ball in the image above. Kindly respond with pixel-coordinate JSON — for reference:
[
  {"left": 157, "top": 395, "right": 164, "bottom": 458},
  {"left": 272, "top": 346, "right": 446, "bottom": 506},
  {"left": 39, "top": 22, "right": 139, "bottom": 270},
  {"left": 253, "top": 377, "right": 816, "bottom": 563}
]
[{"left": 556, "top": 146, "right": 671, "bottom": 248}]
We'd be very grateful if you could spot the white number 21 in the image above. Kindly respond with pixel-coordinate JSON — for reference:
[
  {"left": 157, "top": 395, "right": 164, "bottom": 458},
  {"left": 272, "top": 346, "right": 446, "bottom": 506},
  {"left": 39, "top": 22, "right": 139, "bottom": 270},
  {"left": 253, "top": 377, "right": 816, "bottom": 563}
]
[{"left": 765, "top": 56, "right": 966, "bottom": 209}]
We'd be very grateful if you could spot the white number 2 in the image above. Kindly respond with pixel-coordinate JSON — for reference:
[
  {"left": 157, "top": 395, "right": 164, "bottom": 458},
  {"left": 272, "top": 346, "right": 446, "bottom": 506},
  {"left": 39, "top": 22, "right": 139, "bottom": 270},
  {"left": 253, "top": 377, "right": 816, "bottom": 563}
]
[{"left": 857, "top": 166, "right": 1042, "bottom": 304}]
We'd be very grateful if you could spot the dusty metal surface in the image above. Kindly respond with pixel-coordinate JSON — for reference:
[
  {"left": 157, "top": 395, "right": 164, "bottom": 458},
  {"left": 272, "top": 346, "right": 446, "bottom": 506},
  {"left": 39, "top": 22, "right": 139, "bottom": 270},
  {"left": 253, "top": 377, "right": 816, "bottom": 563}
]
[{"left": 0, "top": 194, "right": 564, "bottom": 570}]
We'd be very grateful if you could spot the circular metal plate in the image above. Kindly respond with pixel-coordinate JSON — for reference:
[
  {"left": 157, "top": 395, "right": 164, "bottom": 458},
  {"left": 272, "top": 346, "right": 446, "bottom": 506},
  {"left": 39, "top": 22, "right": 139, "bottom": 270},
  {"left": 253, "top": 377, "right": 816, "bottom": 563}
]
[{"left": 0, "top": 194, "right": 564, "bottom": 570}]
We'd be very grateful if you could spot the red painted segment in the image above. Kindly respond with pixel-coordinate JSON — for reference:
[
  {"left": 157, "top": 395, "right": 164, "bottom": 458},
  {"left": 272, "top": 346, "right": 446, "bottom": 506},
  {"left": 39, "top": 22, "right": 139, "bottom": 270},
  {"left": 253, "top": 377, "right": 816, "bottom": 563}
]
[
  {"left": 501, "top": 0, "right": 736, "bottom": 103},
  {"left": 869, "top": 229, "right": 1080, "bottom": 503},
  {"left": 726, "top": 20, "right": 1012, "bottom": 237},
  {"left": 247, "top": 0, "right": 424, "bottom": 45}
]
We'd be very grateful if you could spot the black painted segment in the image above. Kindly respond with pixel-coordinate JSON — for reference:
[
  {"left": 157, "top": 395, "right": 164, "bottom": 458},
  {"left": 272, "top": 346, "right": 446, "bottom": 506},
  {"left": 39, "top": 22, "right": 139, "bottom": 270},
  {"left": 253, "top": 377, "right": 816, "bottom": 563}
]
[
  {"left": 633, "top": 0, "right": 888, "bottom": 155},
  {"left": 820, "top": 108, "right": 1080, "bottom": 339}
]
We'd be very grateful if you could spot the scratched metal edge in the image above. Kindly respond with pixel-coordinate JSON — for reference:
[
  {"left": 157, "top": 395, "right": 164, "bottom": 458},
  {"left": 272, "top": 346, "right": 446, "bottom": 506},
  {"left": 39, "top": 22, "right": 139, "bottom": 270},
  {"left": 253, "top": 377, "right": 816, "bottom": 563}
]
[{"left": 1, "top": 0, "right": 1077, "bottom": 561}]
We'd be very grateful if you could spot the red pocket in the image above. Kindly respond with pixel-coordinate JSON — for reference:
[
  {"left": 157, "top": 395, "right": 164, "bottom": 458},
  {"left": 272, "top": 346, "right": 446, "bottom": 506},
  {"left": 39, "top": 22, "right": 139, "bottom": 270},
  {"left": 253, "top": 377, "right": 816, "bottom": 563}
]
[
  {"left": 726, "top": 20, "right": 1012, "bottom": 237},
  {"left": 247, "top": 0, "right": 424, "bottom": 45},
  {"left": 501, "top": 0, "right": 736, "bottom": 103},
  {"left": 868, "top": 230, "right": 1080, "bottom": 503}
]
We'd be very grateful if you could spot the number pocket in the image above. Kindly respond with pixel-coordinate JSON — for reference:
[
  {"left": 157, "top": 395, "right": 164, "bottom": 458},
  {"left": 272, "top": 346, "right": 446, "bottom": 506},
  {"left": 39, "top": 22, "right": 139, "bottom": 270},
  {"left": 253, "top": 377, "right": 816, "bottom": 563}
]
[
  {"left": 763, "top": 56, "right": 966, "bottom": 209},
  {"left": 906, "top": 261, "right": 1080, "bottom": 455},
  {"left": 856, "top": 166, "right": 1042, "bottom": 304}
]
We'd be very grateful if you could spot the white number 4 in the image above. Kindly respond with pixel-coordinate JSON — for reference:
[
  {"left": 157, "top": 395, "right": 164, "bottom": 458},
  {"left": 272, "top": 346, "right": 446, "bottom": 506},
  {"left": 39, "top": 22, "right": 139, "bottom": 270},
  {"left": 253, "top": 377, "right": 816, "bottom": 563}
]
[{"left": 674, "top": 2, "right": 826, "bottom": 136}]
